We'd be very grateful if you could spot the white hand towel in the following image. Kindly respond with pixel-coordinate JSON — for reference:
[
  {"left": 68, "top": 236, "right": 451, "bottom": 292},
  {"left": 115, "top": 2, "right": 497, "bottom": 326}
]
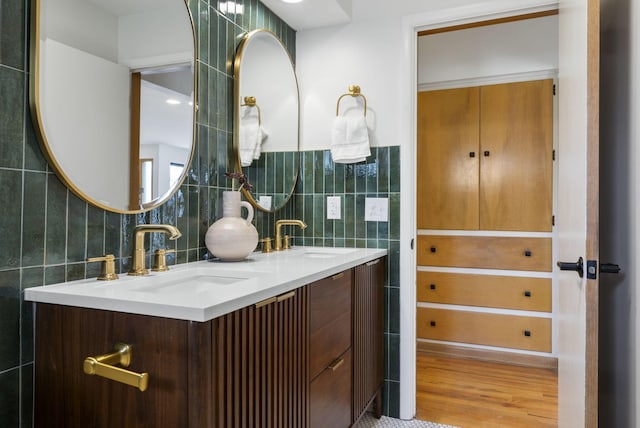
[
  {"left": 252, "top": 126, "right": 268, "bottom": 161},
  {"left": 239, "top": 106, "right": 261, "bottom": 167},
  {"left": 330, "top": 115, "right": 371, "bottom": 163}
]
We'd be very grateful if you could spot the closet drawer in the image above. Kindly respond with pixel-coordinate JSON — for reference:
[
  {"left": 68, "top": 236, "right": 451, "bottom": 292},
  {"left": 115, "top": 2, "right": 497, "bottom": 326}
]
[
  {"left": 310, "top": 349, "right": 352, "bottom": 428},
  {"left": 417, "top": 235, "right": 552, "bottom": 271},
  {"left": 417, "top": 272, "right": 551, "bottom": 312},
  {"left": 309, "top": 270, "right": 352, "bottom": 380},
  {"left": 417, "top": 308, "right": 551, "bottom": 352}
]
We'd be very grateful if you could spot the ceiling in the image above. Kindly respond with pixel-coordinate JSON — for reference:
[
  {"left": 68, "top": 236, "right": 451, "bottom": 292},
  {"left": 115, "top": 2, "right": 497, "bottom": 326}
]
[{"left": 260, "top": 0, "right": 352, "bottom": 30}]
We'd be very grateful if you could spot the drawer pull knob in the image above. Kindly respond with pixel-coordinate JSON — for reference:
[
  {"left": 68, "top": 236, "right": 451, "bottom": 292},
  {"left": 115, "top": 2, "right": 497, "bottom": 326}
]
[
  {"left": 328, "top": 357, "right": 345, "bottom": 372},
  {"left": 430, "top": 321, "right": 437, "bottom": 327},
  {"left": 430, "top": 246, "right": 437, "bottom": 253},
  {"left": 430, "top": 284, "right": 436, "bottom": 290},
  {"left": 524, "top": 250, "right": 532, "bottom": 257},
  {"left": 524, "top": 290, "right": 532, "bottom": 297},
  {"left": 484, "top": 150, "right": 491, "bottom": 157},
  {"left": 469, "top": 151, "right": 476, "bottom": 158},
  {"left": 524, "top": 330, "right": 532, "bottom": 337}
]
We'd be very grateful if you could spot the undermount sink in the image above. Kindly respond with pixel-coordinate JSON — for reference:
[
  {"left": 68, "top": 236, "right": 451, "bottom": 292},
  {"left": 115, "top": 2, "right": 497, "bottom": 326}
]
[
  {"left": 127, "top": 267, "right": 260, "bottom": 295},
  {"left": 295, "top": 247, "right": 359, "bottom": 258}
]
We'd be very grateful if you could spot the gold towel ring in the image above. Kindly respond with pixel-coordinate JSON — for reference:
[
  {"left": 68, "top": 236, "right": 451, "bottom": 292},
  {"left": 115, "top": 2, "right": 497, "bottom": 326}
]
[
  {"left": 336, "top": 85, "right": 367, "bottom": 117},
  {"left": 242, "top": 96, "right": 262, "bottom": 124}
]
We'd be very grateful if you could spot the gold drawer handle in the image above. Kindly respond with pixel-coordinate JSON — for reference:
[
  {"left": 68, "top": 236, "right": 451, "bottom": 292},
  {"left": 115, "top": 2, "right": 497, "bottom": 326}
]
[
  {"left": 332, "top": 272, "right": 345, "bottom": 280},
  {"left": 83, "top": 343, "right": 149, "bottom": 392},
  {"left": 277, "top": 291, "right": 296, "bottom": 302},
  {"left": 328, "top": 357, "right": 345, "bottom": 372},
  {"left": 366, "top": 259, "right": 380, "bottom": 266},
  {"left": 255, "top": 296, "right": 277, "bottom": 308}
]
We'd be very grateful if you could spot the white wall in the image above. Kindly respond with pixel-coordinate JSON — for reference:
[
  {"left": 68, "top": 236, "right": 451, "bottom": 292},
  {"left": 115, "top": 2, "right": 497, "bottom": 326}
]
[{"left": 417, "top": 16, "right": 558, "bottom": 87}]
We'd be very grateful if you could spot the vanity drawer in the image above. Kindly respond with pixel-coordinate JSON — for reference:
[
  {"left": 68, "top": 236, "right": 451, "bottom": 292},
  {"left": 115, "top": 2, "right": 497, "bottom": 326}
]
[
  {"left": 417, "top": 272, "right": 551, "bottom": 312},
  {"left": 417, "top": 235, "right": 552, "bottom": 272},
  {"left": 309, "top": 270, "right": 353, "bottom": 380},
  {"left": 417, "top": 307, "right": 551, "bottom": 352},
  {"left": 310, "top": 349, "right": 352, "bottom": 428}
]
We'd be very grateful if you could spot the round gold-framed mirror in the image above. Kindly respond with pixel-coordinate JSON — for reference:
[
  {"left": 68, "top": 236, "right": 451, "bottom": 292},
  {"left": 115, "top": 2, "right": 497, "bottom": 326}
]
[
  {"left": 29, "top": 0, "right": 197, "bottom": 214},
  {"left": 233, "top": 29, "right": 299, "bottom": 213}
]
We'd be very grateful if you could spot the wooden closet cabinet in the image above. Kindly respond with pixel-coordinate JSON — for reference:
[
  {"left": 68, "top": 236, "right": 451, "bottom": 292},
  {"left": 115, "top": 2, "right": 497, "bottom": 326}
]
[{"left": 417, "top": 79, "right": 553, "bottom": 232}]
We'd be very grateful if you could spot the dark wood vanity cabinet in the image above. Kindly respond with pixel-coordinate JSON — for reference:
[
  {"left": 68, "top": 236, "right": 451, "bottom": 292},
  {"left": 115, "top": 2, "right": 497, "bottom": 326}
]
[{"left": 33, "top": 258, "right": 385, "bottom": 428}]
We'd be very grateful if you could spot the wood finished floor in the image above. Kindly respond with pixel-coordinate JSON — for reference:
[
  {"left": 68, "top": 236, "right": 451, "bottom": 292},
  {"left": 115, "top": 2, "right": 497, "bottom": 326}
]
[{"left": 416, "top": 353, "right": 558, "bottom": 428}]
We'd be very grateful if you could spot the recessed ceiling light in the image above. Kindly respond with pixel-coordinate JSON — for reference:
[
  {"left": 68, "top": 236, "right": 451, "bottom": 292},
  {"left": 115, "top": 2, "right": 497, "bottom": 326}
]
[
  {"left": 166, "top": 99, "right": 181, "bottom": 105},
  {"left": 281, "top": 0, "right": 303, "bottom": 3}
]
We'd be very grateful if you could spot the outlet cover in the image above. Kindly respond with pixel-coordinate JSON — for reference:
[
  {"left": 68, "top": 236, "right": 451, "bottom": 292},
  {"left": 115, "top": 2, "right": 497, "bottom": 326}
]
[
  {"left": 327, "top": 196, "right": 341, "bottom": 220},
  {"left": 365, "top": 197, "right": 389, "bottom": 222},
  {"left": 258, "top": 195, "right": 272, "bottom": 210}
]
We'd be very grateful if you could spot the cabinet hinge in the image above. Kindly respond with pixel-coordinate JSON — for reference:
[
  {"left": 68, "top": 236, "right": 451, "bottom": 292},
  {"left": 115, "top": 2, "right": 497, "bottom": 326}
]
[
  {"left": 552, "top": 215, "right": 555, "bottom": 226},
  {"left": 553, "top": 150, "right": 556, "bottom": 161},
  {"left": 553, "top": 84, "right": 556, "bottom": 95}
]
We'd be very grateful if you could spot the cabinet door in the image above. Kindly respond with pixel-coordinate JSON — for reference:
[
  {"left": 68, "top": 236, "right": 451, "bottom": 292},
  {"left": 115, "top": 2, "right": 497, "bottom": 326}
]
[
  {"left": 211, "top": 288, "right": 308, "bottom": 428},
  {"left": 417, "top": 87, "right": 480, "bottom": 230},
  {"left": 352, "top": 258, "right": 385, "bottom": 422},
  {"left": 479, "top": 80, "right": 553, "bottom": 231},
  {"left": 34, "top": 304, "right": 191, "bottom": 428}
]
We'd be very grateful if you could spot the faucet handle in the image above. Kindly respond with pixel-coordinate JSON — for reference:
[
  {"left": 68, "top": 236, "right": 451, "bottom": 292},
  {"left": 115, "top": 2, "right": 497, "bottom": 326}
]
[
  {"left": 260, "top": 238, "right": 273, "bottom": 253},
  {"left": 87, "top": 254, "right": 119, "bottom": 281},
  {"left": 151, "top": 249, "right": 176, "bottom": 272},
  {"left": 283, "top": 235, "right": 291, "bottom": 250}
]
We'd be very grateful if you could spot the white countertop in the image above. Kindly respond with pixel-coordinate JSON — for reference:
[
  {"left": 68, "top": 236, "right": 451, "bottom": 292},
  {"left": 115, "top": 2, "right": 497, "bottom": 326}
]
[{"left": 24, "top": 246, "right": 387, "bottom": 322}]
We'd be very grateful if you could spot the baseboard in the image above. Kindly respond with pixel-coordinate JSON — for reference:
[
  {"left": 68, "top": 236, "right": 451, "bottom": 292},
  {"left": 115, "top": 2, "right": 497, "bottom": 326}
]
[{"left": 417, "top": 341, "right": 558, "bottom": 371}]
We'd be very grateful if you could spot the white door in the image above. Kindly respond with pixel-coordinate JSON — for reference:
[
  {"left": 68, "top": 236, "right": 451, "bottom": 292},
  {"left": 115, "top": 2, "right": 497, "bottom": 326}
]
[{"left": 556, "top": 0, "right": 599, "bottom": 426}]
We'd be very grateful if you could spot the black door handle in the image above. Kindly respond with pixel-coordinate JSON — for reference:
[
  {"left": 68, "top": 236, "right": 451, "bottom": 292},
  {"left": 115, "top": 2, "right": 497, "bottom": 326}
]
[
  {"left": 557, "top": 257, "right": 584, "bottom": 278},
  {"left": 600, "top": 263, "right": 621, "bottom": 274}
]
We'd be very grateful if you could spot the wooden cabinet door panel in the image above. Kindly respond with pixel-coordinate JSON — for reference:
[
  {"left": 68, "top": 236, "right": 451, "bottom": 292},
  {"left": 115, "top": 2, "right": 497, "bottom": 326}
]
[
  {"left": 417, "top": 307, "right": 551, "bottom": 352},
  {"left": 417, "top": 87, "right": 480, "bottom": 230},
  {"left": 310, "top": 350, "right": 352, "bottom": 428},
  {"left": 34, "top": 304, "right": 190, "bottom": 428},
  {"left": 417, "top": 271, "right": 552, "bottom": 312},
  {"left": 479, "top": 80, "right": 553, "bottom": 231}
]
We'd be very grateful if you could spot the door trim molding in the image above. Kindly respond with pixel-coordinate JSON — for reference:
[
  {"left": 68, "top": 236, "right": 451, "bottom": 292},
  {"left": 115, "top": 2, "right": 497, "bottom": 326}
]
[{"left": 399, "top": 0, "right": 559, "bottom": 420}]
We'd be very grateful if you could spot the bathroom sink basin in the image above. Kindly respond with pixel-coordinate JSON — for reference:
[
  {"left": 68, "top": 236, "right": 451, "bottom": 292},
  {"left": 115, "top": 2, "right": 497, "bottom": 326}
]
[
  {"left": 295, "top": 247, "right": 358, "bottom": 259},
  {"left": 128, "top": 267, "right": 259, "bottom": 295}
]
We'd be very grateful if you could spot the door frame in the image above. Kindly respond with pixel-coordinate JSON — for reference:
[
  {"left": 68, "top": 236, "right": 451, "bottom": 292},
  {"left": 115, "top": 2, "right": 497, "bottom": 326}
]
[{"left": 398, "top": 0, "right": 561, "bottom": 420}]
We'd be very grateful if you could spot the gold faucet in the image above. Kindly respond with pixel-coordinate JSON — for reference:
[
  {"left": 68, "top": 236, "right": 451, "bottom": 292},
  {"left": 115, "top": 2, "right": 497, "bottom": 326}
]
[
  {"left": 129, "top": 224, "right": 182, "bottom": 276},
  {"left": 274, "top": 219, "right": 307, "bottom": 251}
]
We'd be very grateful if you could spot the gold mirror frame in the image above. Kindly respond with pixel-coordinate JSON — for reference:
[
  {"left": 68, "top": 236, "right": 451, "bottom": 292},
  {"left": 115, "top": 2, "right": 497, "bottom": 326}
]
[
  {"left": 233, "top": 29, "right": 300, "bottom": 213},
  {"left": 28, "top": 0, "right": 197, "bottom": 214}
]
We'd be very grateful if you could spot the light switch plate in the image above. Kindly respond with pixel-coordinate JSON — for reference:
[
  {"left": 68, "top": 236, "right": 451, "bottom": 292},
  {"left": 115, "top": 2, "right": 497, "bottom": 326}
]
[
  {"left": 327, "top": 196, "right": 341, "bottom": 220},
  {"left": 365, "top": 197, "right": 389, "bottom": 222}
]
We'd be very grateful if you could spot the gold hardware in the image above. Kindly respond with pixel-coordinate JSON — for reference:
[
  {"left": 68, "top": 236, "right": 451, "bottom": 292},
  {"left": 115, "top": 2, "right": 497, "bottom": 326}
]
[
  {"left": 129, "top": 224, "right": 181, "bottom": 276},
  {"left": 151, "top": 249, "right": 176, "bottom": 272},
  {"left": 241, "top": 96, "right": 262, "bottom": 125},
  {"left": 276, "top": 291, "right": 296, "bottom": 302},
  {"left": 283, "top": 234, "right": 291, "bottom": 250},
  {"left": 86, "top": 254, "right": 119, "bottom": 281},
  {"left": 275, "top": 219, "right": 307, "bottom": 251},
  {"left": 336, "top": 85, "right": 367, "bottom": 117},
  {"left": 83, "top": 343, "right": 149, "bottom": 392},
  {"left": 332, "top": 272, "right": 345, "bottom": 280},
  {"left": 328, "top": 357, "right": 345, "bottom": 372},
  {"left": 255, "top": 296, "right": 277, "bottom": 308},
  {"left": 366, "top": 259, "right": 381, "bottom": 266},
  {"left": 260, "top": 237, "right": 273, "bottom": 253}
]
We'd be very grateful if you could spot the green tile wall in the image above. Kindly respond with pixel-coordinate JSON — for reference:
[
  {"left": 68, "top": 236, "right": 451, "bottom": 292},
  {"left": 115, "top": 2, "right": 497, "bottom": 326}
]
[
  {"left": 1, "top": 0, "right": 403, "bottom": 424},
  {"left": 294, "top": 148, "right": 402, "bottom": 416}
]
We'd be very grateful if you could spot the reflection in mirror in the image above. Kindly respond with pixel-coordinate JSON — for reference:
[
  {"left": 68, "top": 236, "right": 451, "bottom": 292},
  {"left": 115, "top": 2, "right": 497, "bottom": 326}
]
[
  {"left": 30, "top": 0, "right": 196, "bottom": 213},
  {"left": 234, "top": 29, "right": 299, "bottom": 213}
]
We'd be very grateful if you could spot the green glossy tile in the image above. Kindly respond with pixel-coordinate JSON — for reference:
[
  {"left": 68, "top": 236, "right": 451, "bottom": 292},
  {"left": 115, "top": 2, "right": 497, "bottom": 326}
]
[
  {"left": 323, "top": 151, "right": 334, "bottom": 194},
  {"left": 198, "top": 124, "right": 209, "bottom": 185},
  {"left": 207, "top": 66, "right": 218, "bottom": 127},
  {"left": 22, "top": 172, "right": 46, "bottom": 267},
  {"left": 199, "top": 186, "right": 210, "bottom": 244},
  {"left": 343, "top": 194, "right": 355, "bottom": 240},
  {"left": 0, "top": 367, "right": 19, "bottom": 426},
  {"left": 355, "top": 194, "right": 366, "bottom": 239},
  {"left": 333, "top": 162, "right": 345, "bottom": 194},
  {"left": 24, "top": 111, "right": 47, "bottom": 172},
  {"left": 188, "top": 185, "right": 200, "bottom": 249},
  {"left": 355, "top": 163, "right": 366, "bottom": 193},
  {"left": 302, "top": 151, "right": 313, "bottom": 194},
  {"left": 313, "top": 195, "right": 323, "bottom": 238},
  {"left": 387, "top": 286, "right": 400, "bottom": 335},
  {"left": 226, "top": 21, "right": 238, "bottom": 77},
  {"left": 366, "top": 216, "right": 377, "bottom": 240},
  {"left": 324, "top": 213, "right": 334, "bottom": 239},
  {"left": 197, "top": 63, "right": 209, "bottom": 127},
  {"left": 0, "top": 0, "right": 25, "bottom": 70},
  {"left": 275, "top": 152, "right": 285, "bottom": 193},
  {"left": 44, "top": 265, "right": 65, "bottom": 285},
  {"left": 303, "top": 194, "right": 313, "bottom": 239},
  {"left": 313, "top": 151, "right": 323, "bottom": 194},
  {"left": 217, "top": 131, "right": 229, "bottom": 183},
  {"left": 216, "top": 71, "right": 227, "bottom": 130},
  {"left": 377, "top": 147, "right": 390, "bottom": 193},
  {"left": 0, "top": 269, "right": 20, "bottom": 371},
  {"left": 208, "top": 127, "right": 219, "bottom": 186},
  {"left": 198, "top": 0, "right": 209, "bottom": 64},
  {"left": 21, "top": 267, "right": 43, "bottom": 363},
  {"left": 0, "top": 169, "right": 21, "bottom": 269},
  {"left": 104, "top": 211, "right": 122, "bottom": 258},
  {"left": 67, "top": 195, "right": 87, "bottom": 263},
  {"left": 0, "top": 67, "right": 24, "bottom": 169},
  {"left": 378, "top": 220, "right": 389, "bottom": 241},
  {"left": 333, "top": 197, "right": 345, "bottom": 239},
  {"left": 366, "top": 155, "right": 378, "bottom": 193},
  {"left": 387, "top": 333, "right": 401, "bottom": 382},
  {"left": 86, "top": 205, "right": 105, "bottom": 258},
  {"left": 388, "top": 240, "right": 400, "bottom": 287},
  {"left": 217, "top": 13, "right": 226, "bottom": 71},
  {"left": 66, "top": 262, "right": 85, "bottom": 282},
  {"left": 389, "top": 145, "right": 400, "bottom": 192},
  {"left": 21, "top": 363, "right": 33, "bottom": 428},
  {"left": 344, "top": 164, "right": 355, "bottom": 193},
  {"left": 389, "top": 193, "right": 400, "bottom": 240}
]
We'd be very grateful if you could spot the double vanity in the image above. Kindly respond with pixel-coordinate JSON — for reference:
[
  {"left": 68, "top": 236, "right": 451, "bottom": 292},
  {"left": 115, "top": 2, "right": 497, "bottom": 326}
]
[{"left": 26, "top": 246, "right": 386, "bottom": 428}]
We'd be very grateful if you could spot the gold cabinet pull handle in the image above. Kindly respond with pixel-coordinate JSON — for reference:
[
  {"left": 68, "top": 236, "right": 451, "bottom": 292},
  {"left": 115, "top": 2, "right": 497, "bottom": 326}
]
[
  {"left": 83, "top": 343, "right": 149, "bottom": 392},
  {"left": 255, "top": 296, "right": 277, "bottom": 308},
  {"left": 366, "top": 259, "right": 380, "bottom": 266},
  {"left": 276, "top": 291, "right": 296, "bottom": 302},
  {"left": 332, "top": 272, "right": 345, "bottom": 280},
  {"left": 328, "top": 357, "right": 345, "bottom": 372}
]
